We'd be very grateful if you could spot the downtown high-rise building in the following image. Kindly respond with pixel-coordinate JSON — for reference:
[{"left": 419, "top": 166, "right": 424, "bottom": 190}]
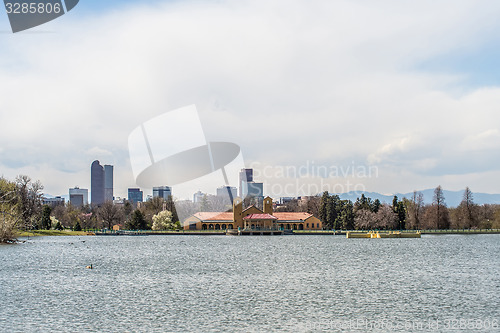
[
  {"left": 239, "top": 168, "right": 263, "bottom": 199},
  {"left": 216, "top": 185, "right": 237, "bottom": 204},
  {"left": 153, "top": 186, "right": 172, "bottom": 199},
  {"left": 91, "top": 160, "right": 113, "bottom": 205},
  {"left": 128, "top": 188, "right": 143, "bottom": 204},
  {"left": 69, "top": 187, "right": 88, "bottom": 208}
]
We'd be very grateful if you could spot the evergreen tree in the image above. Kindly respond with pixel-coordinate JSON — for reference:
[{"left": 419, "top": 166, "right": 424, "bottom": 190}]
[
  {"left": 319, "top": 191, "right": 329, "bottom": 228},
  {"left": 127, "top": 209, "right": 147, "bottom": 230},
  {"left": 73, "top": 220, "right": 82, "bottom": 231},
  {"left": 40, "top": 205, "right": 52, "bottom": 230},
  {"left": 373, "top": 199, "right": 381, "bottom": 213},
  {"left": 392, "top": 196, "right": 398, "bottom": 212},
  {"left": 396, "top": 201, "right": 406, "bottom": 230},
  {"left": 355, "top": 194, "right": 373, "bottom": 212},
  {"left": 339, "top": 200, "right": 355, "bottom": 230},
  {"left": 327, "top": 195, "right": 340, "bottom": 229}
]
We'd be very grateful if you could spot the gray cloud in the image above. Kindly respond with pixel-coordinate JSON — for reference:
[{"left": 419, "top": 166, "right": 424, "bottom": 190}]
[{"left": 1, "top": 0, "right": 500, "bottom": 198}]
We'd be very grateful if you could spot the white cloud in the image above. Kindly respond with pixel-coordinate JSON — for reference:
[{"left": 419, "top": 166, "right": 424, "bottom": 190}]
[
  {"left": 1, "top": 0, "right": 500, "bottom": 198},
  {"left": 85, "top": 147, "right": 113, "bottom": 157}
]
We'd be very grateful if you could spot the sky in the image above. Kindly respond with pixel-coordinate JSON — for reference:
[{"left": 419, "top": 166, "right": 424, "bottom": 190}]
[{"left": 1, "top": 0, "right": 500, "bottom": 200}]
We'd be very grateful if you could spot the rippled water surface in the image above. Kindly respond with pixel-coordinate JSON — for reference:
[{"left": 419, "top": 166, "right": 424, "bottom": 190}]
[{"left": 1, "top": 235, "right": 499, "bottom": 332}]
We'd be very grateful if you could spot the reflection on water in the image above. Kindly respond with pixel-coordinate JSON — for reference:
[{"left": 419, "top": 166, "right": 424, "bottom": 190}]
[{"left": 1, "top": 235, "right": 499, "bottom": 332}]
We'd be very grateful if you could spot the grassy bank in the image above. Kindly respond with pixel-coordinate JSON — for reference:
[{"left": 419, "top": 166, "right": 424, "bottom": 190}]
[{"left": 15, "top": 230, "right": 90, "bottom": 237}]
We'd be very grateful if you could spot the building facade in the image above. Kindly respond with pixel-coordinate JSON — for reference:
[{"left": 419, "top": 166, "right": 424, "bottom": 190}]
[
  {"left": 104, "top": 164, "right": 114, "bottom": 202},
  {"left": 91, "top": 160, "right": 113, "bottom": 205},
  {"left": 153, "top": 186, "right": 172, "bottom": 199},
  {"left": 216, "top": 186, "right": 237, "bottom": 204},
  {"left": 238, "top": 168, "right": 264, "bottom": 202},
  {"left": 69, "top": 187, "right": 88, "bottom": 208},
  {"left": 193, "top": 190, "right": 205, "bottom": 203},
  {"left": 183, "top": 196, "right": 322, "bottom": 231},
  {"left": 43, "top": 196, "right": 65, "bottom": 208},
  {"left": 128, "top": 188, "right": 143, "bottom": 204}
]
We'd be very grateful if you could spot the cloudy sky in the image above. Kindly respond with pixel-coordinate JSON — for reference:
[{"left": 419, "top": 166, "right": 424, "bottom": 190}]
[{"left": 1, "top": 0, "right": 500, "bottom": 200}]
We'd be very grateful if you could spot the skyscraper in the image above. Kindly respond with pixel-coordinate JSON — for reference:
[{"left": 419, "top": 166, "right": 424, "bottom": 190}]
[
  {"left": 153, "top": 186, "right": 172, "bottom": 199},
  {"left": 216, "top": 186, "right": 237, "bottom": 204},
  {"left": 69, "top": 187, "right": 88, "bottom": 208},
  {"left": 239, "top": 168, "right": 253, "bottom": 197},
  {"left": 128, "top": 188, "right": 143, "bottom": 204},
  {"left": 104, "top": 164, "right": 114, "bottom": 202},
  {"left": 239, "top": 168, "right": 263, "bottom": 199},
  {"left": 91, "top": 160, "right": 113, "bottom": 205},
  {"left": 91, "top": 160, "right": 104, "bottom": 205}
]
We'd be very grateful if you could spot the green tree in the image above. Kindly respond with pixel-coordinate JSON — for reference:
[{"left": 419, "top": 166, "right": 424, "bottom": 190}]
[
  {"left": 355, "top": 194, "right": 373, "bottom": 212},
  {"left": 326, "top": 195, "right": 340, "bottom": 229},
  {"left": 338, "top": 200, "right": 355, "bottom": 230},
  {"left": 73, "top": 220, "right": 82, "bottom": 231},
  {"left": 319, "top": 191, "right": 329, "bottom": 227},
  {"left": 392, "top": 196, "right": 406, "bottom": 230},
  {"left": 127, "top": 209, "right": 147, "bottom": 230},
  {"left": 40, "top": 205, "right": 52, "bottom": 230}
]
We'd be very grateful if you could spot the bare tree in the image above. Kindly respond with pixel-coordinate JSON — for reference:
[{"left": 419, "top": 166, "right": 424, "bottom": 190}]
[
  {"left": 404, "top": 191, "right": 424, "bottom": 230},
  {"left": 458, "top": 187, "right": 478, "bottom": 228},
  {"left": 15, "top": 175, "right": 44, "bottom": 230},
  {"left": 97, "top": 201, "right": 123, "bottom": 229},
  {"left": 432, "top": 185, "right": 450, "bottom": 229}
]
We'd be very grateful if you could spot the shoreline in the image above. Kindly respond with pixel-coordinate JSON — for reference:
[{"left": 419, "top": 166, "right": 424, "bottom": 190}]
[{"left": 15, "top": 229, "right": 500, "bottom": 238}]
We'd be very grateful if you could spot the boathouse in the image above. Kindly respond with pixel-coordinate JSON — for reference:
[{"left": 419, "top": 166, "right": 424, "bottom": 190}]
[{"left": 183, "top": 196, "right": 322, "bottom": 231}]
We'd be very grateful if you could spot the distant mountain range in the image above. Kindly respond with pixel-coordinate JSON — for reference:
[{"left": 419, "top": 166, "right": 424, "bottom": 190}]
[{"left": 336, "top": 189, "right": 500, "bottom": 207}]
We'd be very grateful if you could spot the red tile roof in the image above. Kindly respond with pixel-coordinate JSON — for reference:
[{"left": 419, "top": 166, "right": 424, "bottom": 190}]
[
  {"left": 193, "top": 212, "right": 226, "bottom": 221},
  {"left": 273, "top": 212, "right": 313, "bottom": 221},
  {"left": 243, "top": 213, "right": 277, "bottom": 220},
  {"left": 205, "top": 212, "right": 234, "bottom": 221},
  {"left": 192, "top": 211, "right": 315, "bottom": 222}
]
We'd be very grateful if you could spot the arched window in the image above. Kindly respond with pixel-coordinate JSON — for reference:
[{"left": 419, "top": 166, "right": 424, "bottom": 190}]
[
  {"left": 221, "top": 224, "right": 227, "bottom": 229},
  {"left": 209, "top": 224, "right": 214, "bottom": 230},
  {"left": 228, "top": 224, "right": 233, "bottom": 229},
  {"left": 202, "top": 224, "right": 207, "bottom": 230},
  {"left": 215, "top": 224, "right": 220, "bottom": 230}
]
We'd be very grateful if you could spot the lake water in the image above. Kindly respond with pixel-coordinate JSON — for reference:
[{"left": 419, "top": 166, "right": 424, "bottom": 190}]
[{"left": 1, "top": 235, "right": 499, "bottom": 332}]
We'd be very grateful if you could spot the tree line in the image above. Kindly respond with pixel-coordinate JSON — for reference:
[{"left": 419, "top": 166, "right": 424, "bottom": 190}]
[
  {"left": 1, "top": 175, "right": 183, "bottom": 243},
  {"left": 279, "top": 186, "right": 500, "bottom": 230}
]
